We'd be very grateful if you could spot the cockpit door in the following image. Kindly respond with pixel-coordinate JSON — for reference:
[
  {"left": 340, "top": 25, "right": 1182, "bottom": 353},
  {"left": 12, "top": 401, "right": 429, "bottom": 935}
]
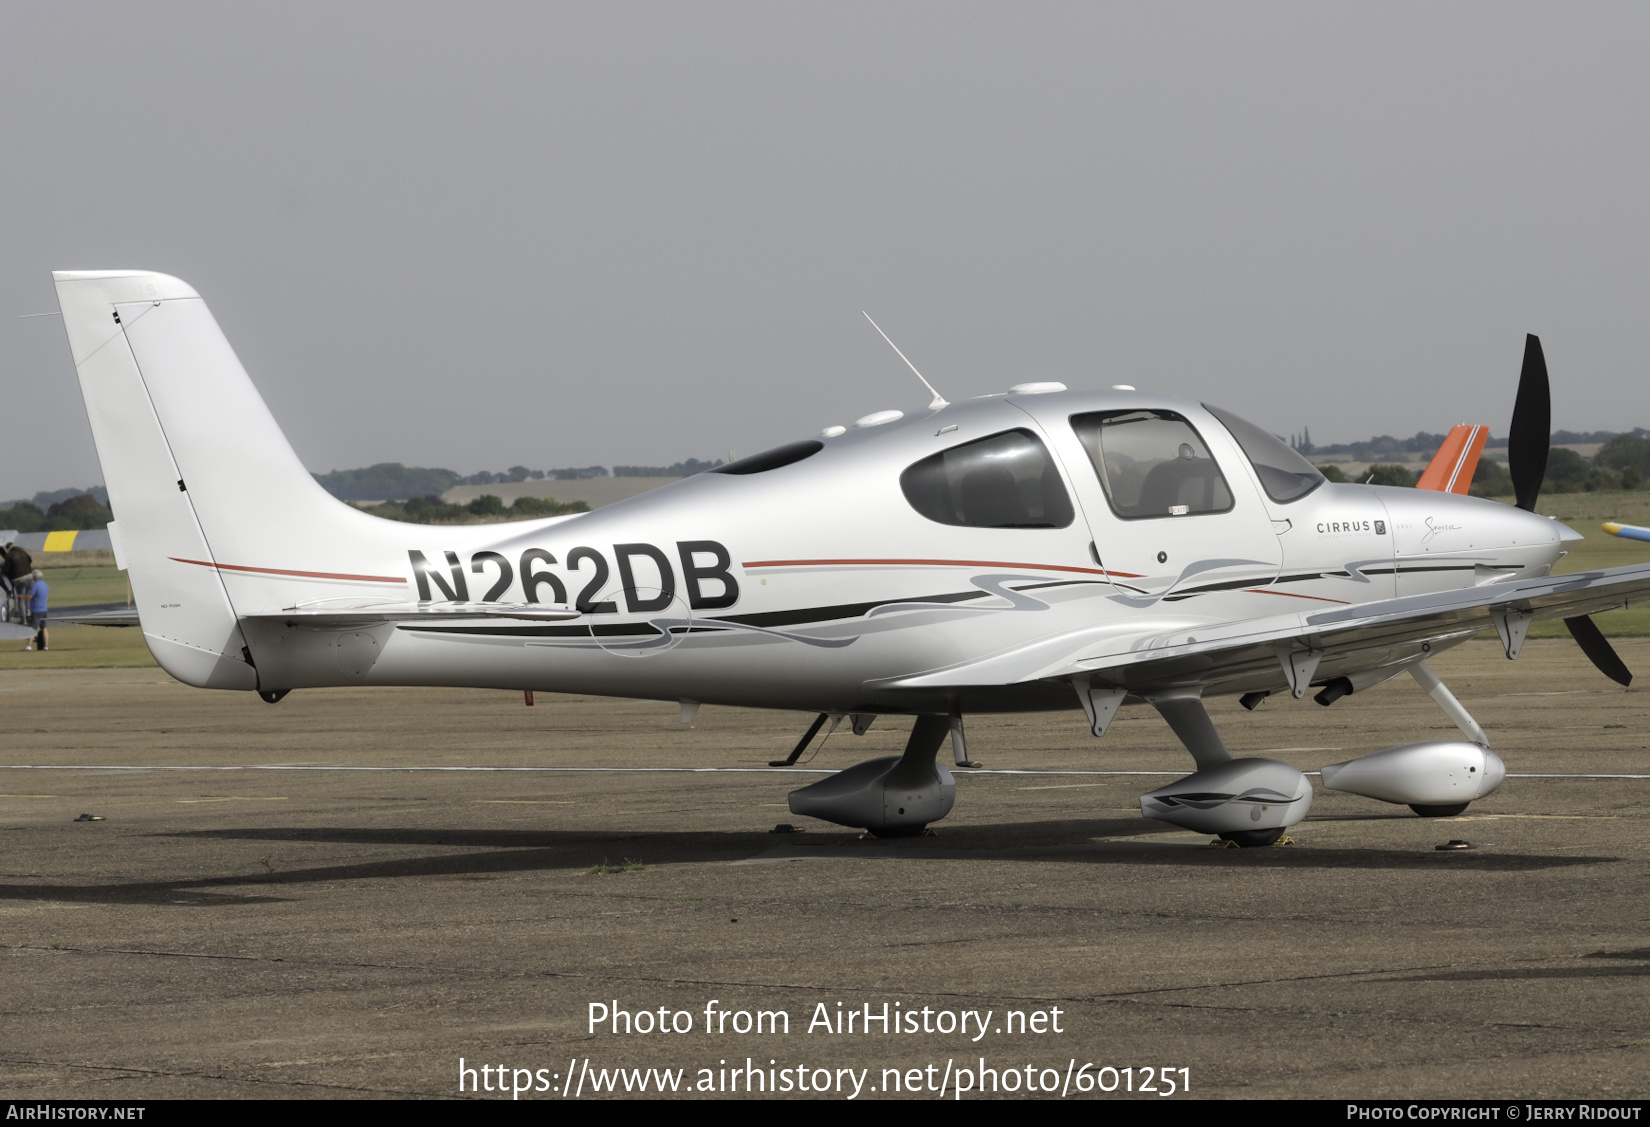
[{"left": 1041, "top": 405, "right": 1283, "bottom": 607}]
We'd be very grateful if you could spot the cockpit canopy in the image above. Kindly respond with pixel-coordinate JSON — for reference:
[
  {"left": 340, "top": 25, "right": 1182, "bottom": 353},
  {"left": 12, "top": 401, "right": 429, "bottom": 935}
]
[
  {"left": 891, "top": 398, "right": 1324, "bottom": 529},
  {"left": 723, "top": 391, "right": 1326, "bottom": 531}
]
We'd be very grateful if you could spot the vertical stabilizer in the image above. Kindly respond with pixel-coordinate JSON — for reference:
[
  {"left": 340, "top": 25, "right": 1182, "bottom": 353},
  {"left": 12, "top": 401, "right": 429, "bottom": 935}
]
[
  {"left": 54, "top": 269, "right": 536, "bottom": 691},
  {"left": 54, "top": 271, "right": 256, "bottom": 688}
]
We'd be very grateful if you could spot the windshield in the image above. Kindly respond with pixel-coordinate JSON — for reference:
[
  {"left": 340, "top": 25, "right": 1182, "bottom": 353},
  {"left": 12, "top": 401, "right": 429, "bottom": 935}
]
[{"left": 1204, "top": 404, "right": 1325, "bottom": 504}]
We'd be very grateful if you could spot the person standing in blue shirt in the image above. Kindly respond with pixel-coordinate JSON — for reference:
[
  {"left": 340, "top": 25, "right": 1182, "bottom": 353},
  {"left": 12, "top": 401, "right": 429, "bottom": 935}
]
[{"left": 27, "top": 569, "right": 47, "bottom": 651}]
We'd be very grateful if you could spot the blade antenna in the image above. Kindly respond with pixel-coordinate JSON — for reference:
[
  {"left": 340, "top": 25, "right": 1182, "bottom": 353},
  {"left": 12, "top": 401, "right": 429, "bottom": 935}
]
[{"left": 862, "top": 312, "right": 947, "bottom": 410}]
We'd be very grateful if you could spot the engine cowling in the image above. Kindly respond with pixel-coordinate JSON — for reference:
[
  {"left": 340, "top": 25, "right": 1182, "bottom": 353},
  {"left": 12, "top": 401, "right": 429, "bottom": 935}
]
[
  {"left": 1139, "top": 758, "right": 1313, "bottom": 836},
  {"left": 788, "top": 755, "right": 955, "bottom": 835},
  {"left": 1319, "top": 741, "right": 1505, "bottom": 809}
]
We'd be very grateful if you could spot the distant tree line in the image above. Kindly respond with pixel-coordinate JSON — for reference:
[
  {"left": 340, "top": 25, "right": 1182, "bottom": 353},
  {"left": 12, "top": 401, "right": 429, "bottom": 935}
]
[
  {"left": 352, "top": 494, "right": 591, "bottom": 524},
  {"left": 1320, "top": 431, "right": 1650, "bottom": 495},
  {"left": 312, "top": 464, "right": 461, "bottom": 500},
  {"left": 610, "top": 458, "right": 724, "bottom": 478},
  {"left": 0, "top": 492, "right": 115, "bottom": 533},
  {"left": 311, "top": 458, "right": 724, "bottom": 500},
  {"left": 1295, "top": 428, "right": 1640, "bottom": 463}
]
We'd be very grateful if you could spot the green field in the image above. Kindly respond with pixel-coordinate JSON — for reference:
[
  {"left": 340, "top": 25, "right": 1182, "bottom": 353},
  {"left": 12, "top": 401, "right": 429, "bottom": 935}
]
[
  {"left": 10, "top": 493, "right": 1648, "bottom": 669},
  {"left": 0, "top": 625, "right": 154, "bottom": 670},
  {"left": 1529, "top": 490, "right": 1650, "bottom": 636},
  {"left": 4, "top": 549, "right": 148, "bottom": 669},
  {"left": 34, "top": 550, "right": 131, "bottom": 605}
]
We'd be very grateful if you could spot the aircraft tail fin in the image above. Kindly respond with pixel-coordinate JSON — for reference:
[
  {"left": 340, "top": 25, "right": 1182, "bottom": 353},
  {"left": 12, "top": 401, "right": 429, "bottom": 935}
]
[
  {"left": 1416, "top": 424, "right": 1488, "bottom": 495},
  {"left": 52, "top": 270, "right": 397, "bottom": 688}
]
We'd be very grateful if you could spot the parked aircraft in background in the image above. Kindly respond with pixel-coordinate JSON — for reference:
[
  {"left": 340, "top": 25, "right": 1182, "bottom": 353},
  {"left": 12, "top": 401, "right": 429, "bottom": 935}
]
[
  {"left": 51, "top": 270, "right": 1650, "bottom": 844},
  {"left": 1604, "top": 521, "right": 1650, "bottom": 544}
]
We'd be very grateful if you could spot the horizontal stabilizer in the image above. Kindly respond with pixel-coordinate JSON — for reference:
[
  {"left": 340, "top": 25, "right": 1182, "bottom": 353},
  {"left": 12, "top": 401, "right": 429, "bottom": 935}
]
[{"left": 52, "top": 607, "right": 142, "bottom": 627}]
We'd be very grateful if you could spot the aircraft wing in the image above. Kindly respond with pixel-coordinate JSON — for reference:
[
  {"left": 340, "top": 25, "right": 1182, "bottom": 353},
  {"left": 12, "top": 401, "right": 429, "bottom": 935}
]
[{"left": 877, "top": 560, "right": 1650, "bottom": 691}]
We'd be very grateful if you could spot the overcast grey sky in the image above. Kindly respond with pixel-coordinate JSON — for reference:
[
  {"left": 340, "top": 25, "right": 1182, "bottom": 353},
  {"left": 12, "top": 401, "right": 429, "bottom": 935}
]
[{"left": 3, "top": 3, "right": 1646, "bottom": 499}]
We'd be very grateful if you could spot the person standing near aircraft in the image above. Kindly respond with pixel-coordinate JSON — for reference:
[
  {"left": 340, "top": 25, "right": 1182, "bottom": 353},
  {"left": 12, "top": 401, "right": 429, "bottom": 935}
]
[
  {"left": 25, "top": 569, "right": 48, "bottom": 651},
  {"left": 2, "top": 540, "right": 32, "bottom": 622}
]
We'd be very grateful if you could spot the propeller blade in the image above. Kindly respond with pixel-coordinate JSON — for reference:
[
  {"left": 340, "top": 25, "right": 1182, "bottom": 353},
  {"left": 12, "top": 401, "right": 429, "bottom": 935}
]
[
  {"left": 1564, "top": 615, "right": 1633, "bottom": 687},
  {"left": 1508, "top": 334, "right": 1550, "bottom": 512}
]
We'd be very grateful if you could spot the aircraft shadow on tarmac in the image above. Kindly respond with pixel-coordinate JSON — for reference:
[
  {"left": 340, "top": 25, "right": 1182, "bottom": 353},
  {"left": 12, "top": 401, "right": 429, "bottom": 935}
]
[
  {"left": 1379, "top": 948, "right": 1650, "bottom": 983},
  {"left": 0, "top": 818, "right": 1615, "bottom": 907}
]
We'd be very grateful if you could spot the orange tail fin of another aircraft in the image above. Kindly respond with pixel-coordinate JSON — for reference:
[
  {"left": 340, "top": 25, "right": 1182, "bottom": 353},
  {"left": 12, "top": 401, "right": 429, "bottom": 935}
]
[{"left": 1417, "top": 424, "right": 1488, "bottom": 495}]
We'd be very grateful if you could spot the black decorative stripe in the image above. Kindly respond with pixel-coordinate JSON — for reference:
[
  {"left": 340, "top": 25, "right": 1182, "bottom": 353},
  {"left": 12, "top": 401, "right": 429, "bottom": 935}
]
[
  {"left": 403, "top": 623, "right": 596, "bottom": 637},
  {"left": 398, "top": 577, "right": 1115, "bottom": 639},
  {"left": 1010, "top": 579, "right": 1109, "bottom": 593},
  {"left": 1161, "top": 574, "right": 1280, "bottom": 599},
  {"left": 1274, "top": 571, "right": 1342, "bottom": 585},
  {"left": 711, "top": 588, "right": 989, "bottom": 628},
  {"left": 1161, "top": 561, "right": 1491, "bottom": 602},
  {"left": 401, "top": 588, "right": 1001, "bottom": 637}
]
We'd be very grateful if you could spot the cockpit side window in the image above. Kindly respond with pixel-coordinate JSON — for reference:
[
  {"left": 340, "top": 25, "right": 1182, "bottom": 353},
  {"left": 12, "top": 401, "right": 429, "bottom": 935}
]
[
  {"left": 1203, "top": 404, "right": 1326, "bottom": 504},
  {"left": 900, "top": 428, "right": 1074, "bottom": 529},
  {"left": 1070, "top": 410, "right": 1234, "bottom": 519}
]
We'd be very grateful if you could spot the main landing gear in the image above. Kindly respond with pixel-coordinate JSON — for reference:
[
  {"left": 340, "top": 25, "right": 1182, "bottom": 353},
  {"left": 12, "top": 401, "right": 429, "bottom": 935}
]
[
  {"left": 1134, "top": 692, "right": 1315, "bottom": 846},
  {"left": 1079, "top": 676, "right": 1314, "bottom": 847},
  {"left": 784, "top": 714, "right": 956, "bottom": 836}
]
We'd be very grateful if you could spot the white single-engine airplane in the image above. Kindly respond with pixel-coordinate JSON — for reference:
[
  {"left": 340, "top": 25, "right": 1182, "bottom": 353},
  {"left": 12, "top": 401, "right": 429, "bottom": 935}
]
[{"left": 52, "top": 270, "right": 1650, "bottom": 844}]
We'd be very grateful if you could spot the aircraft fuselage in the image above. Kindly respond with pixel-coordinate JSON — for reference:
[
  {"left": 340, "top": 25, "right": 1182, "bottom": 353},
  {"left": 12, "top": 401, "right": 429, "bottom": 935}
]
[{"left": 224, "top": 391, "right": 1570, "bottom": 715}]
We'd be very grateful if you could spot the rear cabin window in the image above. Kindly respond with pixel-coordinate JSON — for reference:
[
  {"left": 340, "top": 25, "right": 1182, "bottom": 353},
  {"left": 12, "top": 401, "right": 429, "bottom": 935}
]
[
  {"left": 1071, "top": 409, "right": 1234, "bottom": 519},
  {"left": 714, "top": 440, "right": 823, "bottom": 475},
  {"left": 900, "top": 428, "right": 1074, "bottom": 529}
]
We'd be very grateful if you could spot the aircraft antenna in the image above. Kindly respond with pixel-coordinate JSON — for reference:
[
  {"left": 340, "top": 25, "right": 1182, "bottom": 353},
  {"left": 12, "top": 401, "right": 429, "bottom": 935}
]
[{"left": 862, "top": 312, "right": 947, "bottom": 410}]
